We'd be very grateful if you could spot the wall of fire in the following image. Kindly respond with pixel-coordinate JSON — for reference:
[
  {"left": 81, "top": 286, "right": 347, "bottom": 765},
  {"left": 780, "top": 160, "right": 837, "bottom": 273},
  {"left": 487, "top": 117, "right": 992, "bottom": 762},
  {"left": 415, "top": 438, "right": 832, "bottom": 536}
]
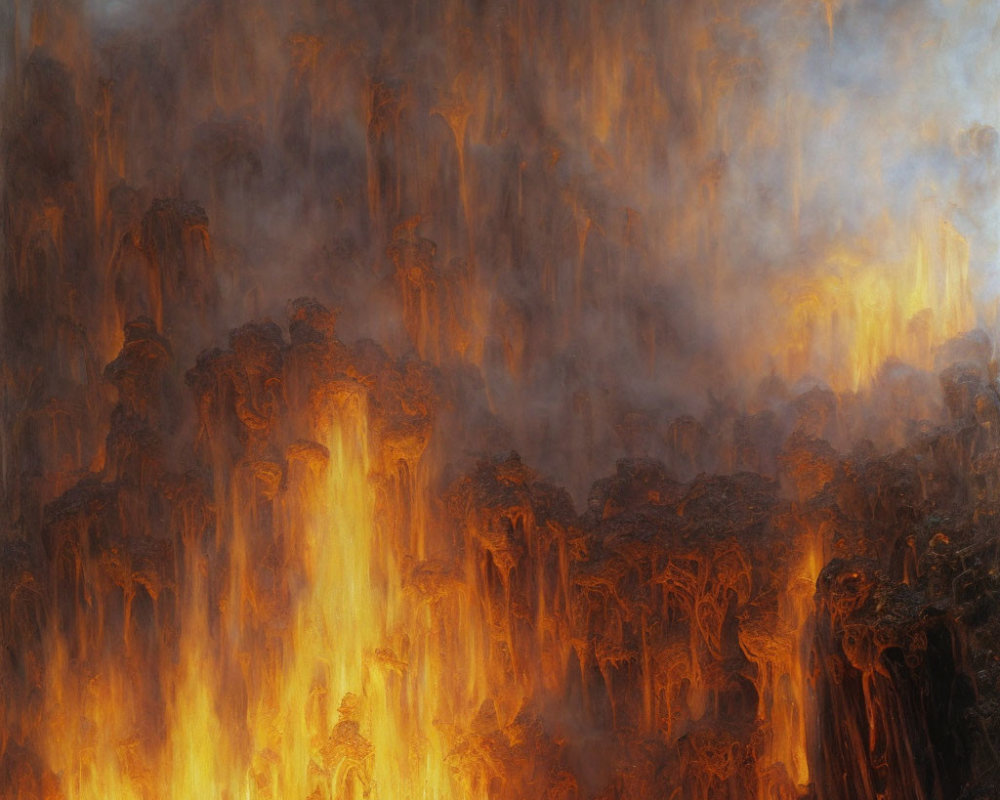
[{"left": 2, "top": 1, "right": 999, "bottom": 799}]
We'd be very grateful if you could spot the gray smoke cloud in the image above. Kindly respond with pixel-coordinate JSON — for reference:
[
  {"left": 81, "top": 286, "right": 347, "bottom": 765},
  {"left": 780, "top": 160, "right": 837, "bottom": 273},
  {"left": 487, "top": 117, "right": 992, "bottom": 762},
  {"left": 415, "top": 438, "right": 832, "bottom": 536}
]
[{"left": 4, "top": 0, "right": 998, "bottom": 499}]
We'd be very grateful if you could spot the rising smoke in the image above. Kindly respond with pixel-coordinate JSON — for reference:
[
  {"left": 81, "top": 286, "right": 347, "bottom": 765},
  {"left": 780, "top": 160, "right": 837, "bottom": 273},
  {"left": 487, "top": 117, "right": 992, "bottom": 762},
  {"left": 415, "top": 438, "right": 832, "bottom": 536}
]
[{"left": 5, "top": 0, "right": 998, "bottom": 495}]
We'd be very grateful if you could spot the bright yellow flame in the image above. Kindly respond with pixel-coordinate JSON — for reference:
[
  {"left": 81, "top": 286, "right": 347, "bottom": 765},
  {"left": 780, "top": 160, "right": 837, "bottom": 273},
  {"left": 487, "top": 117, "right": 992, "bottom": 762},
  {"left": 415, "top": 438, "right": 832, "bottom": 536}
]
[
  {"left": 38, "top": 386, "right": 496, "bottom": 800},
  {"left": 42, "top": 633, "right": 147, "bottom": 800},
  {"left": 775, "top": 218, "right": 974, "bottom": 391},
  {"left": 739, "top": 523, "right": 823, "bottom": 798},
  {"left": 783, "top": 531, "right": 823, "bottom": 791}
]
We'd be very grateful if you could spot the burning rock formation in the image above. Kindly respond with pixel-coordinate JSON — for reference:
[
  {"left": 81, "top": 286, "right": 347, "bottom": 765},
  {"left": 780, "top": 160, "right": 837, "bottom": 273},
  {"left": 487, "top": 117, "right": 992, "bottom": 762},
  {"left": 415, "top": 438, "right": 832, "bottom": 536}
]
[{"left": 4, "top": 301, "right": 997, "bottom": 797}]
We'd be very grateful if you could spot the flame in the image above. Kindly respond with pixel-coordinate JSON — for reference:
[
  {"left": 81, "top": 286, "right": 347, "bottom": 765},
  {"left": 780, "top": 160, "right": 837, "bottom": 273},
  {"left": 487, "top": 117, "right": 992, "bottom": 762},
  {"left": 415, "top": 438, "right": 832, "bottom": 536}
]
[
  {"left": 4, "top": 1, "right": 996, "bottom": 798},
  {"left": 774, "top": 218, "right": 974, "bottom": 391},
  {"left": 775, "top": 529, "right": 823, "bottom": 793},
  {"left": 37, "top": 385, "right": 488, "bottom": 799}
]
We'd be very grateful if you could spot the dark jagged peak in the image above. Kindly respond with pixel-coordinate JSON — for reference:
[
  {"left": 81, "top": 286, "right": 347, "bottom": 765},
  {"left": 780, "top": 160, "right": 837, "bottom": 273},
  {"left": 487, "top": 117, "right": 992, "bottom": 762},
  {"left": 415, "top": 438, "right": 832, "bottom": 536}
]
[
  {"left": 935, "top": 329, "right": 994, "bottom": 375},
  {"left": 584, "top": 458, "right": 683, "bottom": 524},
  {"left": 778, "top": 430, "right": 839, "bottom": 502},
  {"left": 138, "top": 198, "right": 210, "bottom": 256},
  {"left": 104, "top": 317, "right": 173, "bottom": 420},
  {"left": 229, "top": 321, "right": 286, "bottom": 377},
  {"left": 288, "top": 297, "right": 339, "bottom": 346},
  {"left": 676, "top": 472, "right": 780, "bottom": 540}
]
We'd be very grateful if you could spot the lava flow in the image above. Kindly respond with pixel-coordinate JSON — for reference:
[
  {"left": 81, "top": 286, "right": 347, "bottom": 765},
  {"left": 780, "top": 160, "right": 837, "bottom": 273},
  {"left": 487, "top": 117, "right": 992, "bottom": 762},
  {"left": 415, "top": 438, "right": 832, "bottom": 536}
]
[{"left": 3, "top": 1, "right": 1000, "bottom": 799}]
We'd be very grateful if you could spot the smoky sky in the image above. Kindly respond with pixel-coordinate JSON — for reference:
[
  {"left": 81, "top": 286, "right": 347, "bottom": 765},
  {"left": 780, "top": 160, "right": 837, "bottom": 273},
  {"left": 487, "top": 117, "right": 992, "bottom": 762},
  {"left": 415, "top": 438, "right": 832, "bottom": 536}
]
[{"left": 4, "top": 0, "right": 999, "bottom": 497}]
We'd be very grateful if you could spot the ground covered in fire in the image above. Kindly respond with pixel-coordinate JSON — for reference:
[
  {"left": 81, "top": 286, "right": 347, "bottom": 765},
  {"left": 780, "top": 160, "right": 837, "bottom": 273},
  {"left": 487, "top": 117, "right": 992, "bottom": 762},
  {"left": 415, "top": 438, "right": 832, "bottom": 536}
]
[{"left": 4, "top": 300, "right": 1000, "bottom": 798}]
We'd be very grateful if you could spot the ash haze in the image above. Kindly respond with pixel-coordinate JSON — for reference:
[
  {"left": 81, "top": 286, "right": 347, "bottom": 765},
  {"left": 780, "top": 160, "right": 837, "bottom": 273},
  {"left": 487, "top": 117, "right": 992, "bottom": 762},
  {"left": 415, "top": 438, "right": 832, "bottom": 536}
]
[{"left": 2, "top": 0, "right": 998, "bottom": 493}]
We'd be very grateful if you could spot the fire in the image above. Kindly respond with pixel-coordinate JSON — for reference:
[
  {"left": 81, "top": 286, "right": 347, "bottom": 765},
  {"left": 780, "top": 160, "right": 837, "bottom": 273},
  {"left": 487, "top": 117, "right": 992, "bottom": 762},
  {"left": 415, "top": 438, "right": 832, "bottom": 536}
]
[
  {"left": 36, "top": 341, "right": 486, "bottom": 799},
  {"left": 769, "top": 528, "right": 823, "bottom": 793},
  {"left": 3, "top": 1, "right": 999, "bottom": 799},
  {"left": 774, "top": 218, "right": 974, "bottom": 392}
]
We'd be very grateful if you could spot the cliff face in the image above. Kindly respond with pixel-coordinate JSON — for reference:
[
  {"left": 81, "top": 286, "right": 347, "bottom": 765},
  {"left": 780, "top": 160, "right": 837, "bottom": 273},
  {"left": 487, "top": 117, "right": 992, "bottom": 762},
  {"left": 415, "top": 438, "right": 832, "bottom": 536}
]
[{"left": 2, "top": 300, "right": 998, "bottom": 798}]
